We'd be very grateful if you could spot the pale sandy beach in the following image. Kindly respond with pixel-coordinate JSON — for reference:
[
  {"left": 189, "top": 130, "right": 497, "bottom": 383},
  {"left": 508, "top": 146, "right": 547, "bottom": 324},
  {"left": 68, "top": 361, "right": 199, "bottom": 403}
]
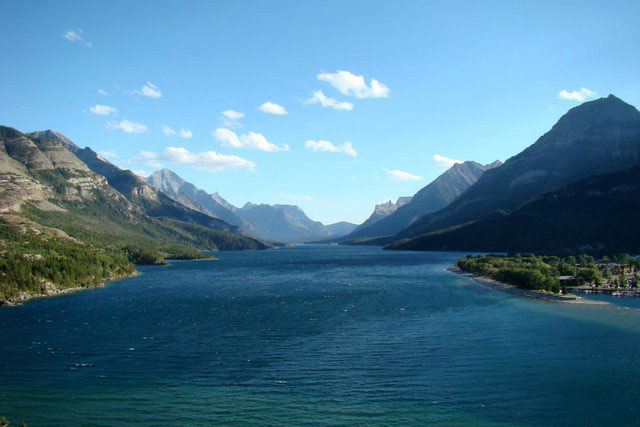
[{"left": 448, "top": 266, "right": 609, "bottom": 305}]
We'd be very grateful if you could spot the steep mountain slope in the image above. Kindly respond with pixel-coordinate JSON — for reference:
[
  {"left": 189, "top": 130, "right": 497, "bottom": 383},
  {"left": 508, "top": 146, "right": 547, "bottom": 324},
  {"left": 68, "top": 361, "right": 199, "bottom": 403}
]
[
  {"left": 146, "top": 169, "right": 249, "bottom": 228},
  {"left": 1, "top": 126, "right": 266, "bottom": 251},
  {"left": 398, "top": 95, "right": 640, "bottom": 240},
  {"left": 387, "top": 165, "right": 640, "bottom": 253},
  {"left": 345, "top": 160, "right": 500, "bottom": 241}
]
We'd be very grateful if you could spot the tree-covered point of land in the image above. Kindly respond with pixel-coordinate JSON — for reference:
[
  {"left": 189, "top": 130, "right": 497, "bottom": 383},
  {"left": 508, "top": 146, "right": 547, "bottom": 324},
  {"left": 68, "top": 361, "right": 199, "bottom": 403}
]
[
  {"left": 0, "top": 224, "right": 135, "bottom": 303},
  {"left": 456, "top": 253, "right": 640, "bottom": 293},
  {"left": 457, "top": 254, "right": 562, "bottom": 293}
]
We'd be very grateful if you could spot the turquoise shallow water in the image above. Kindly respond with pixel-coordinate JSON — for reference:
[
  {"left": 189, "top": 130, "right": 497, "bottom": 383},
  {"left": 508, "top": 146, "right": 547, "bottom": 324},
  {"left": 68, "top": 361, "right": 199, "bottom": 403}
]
[{"left": 2, "top": 245, "right": 640, "bottom": 426}]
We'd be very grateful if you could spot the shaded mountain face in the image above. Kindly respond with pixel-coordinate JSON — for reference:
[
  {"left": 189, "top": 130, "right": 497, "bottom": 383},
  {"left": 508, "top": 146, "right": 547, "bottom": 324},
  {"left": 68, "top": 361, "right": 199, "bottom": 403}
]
[
  {"left": 387, "top": 165, "right": 640, "bottom": 254},
  {"left": 146, "top": 169, "right": 248, "bottom": 228},
  {"left": 0, "top": 125, "right": 266, "bottom": 250},
  {"left": 399, "top": 95, "right": 640, "bottom": 239},
  {"left": 346, "top": 160, "right": 500, "bottom": 241}
]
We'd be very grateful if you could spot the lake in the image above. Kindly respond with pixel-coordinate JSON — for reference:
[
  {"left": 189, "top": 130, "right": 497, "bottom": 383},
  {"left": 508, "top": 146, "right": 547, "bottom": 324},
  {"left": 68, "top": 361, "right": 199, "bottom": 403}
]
[{"left": 2, "top": 245, "right": 640, "bottom": 426}]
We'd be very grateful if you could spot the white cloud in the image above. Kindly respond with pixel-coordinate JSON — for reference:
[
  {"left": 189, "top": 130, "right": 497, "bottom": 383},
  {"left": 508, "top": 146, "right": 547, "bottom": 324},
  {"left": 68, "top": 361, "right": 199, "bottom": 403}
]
[
  {"left": 98, "top": 150, "right": 118, "bottom": 159},
  {"left": 383, "top": 168, "right": 423, "bottom": 182},
  {"left": 222, "top": 110, "right": 244, "bottom": 120},
  {"left": 278, "top": 193, "right": 313, "bottom": 201},
  {"left": 63, "top": 29, "right": 92, "bottom": 47},
  {"left": 304, "top": 140, "right": 357, "bottom": 157},
  {"left": 132, "top": 81, "right": 162, "bottom": 98},
  {"left": 558, "top": 88, "right": 597, "bottom": 102},
  {"left": 213, "top": 128, "right": 289, "bottom": 152},
  {"left": 140, "top": 147, "right": 255, "bottom": 172},
  {"left": 258, "top": 101, "right": 288, "bottom": 115},
  {"left": 433, "top": 154, "right": 463, "bottom": 169},
  {"left": 89, "top": 104, "right": 117, "bottom": 116},
  {"left": 305, "top": 90, "right": 354, "bottom": 111},
  {"left": 132, "top": 169, "right": 150, "bottom": 177},
  {"left": 106, "top": 119, "right": 148, "bottom": 134},
  {"left": 220, "top": 109, "right": 245, "bottom": 128},
  {"left": 179, "top": 128, "right": 193, "bottom": 138},
  {"left": 98, "top": 89, "right": 109, "bottom": 96},
  {"left": 162, "top": 125, "right": 176, "bottom": 136},
  {"left": 317, "top": 70, "right": 389, "bottom": 98}
]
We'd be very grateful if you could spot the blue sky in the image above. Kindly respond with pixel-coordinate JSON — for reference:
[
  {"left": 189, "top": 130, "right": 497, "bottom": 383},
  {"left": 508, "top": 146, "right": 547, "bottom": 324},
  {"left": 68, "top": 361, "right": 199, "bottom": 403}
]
[{"left": 2, "top": 0, "right": 639, "bottom": 224}]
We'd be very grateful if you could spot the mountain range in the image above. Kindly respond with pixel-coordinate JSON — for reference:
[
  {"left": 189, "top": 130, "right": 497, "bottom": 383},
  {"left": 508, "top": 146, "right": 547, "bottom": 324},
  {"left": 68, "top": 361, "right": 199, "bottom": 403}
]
[
  {"left": 340, "top": 160, "right": 501, "bottom": 242},
  {"left": 2, "top": 94, "right": 639, "bottom": 261},
  {"left": 0, "top": 126, "right": 266, "bottom": 253},
  {"left": 146, "top": 168, "right": 357, "bottom": 243},
  {"left": 383, "top": 94, "right": 640, "bottom": 253}
]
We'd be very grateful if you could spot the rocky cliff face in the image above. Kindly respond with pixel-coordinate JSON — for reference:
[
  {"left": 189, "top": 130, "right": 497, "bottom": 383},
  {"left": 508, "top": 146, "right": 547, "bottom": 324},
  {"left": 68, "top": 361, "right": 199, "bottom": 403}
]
[
  {"left": 355, "top": 196, "right": 412, "bottom": 232},
  {"left": 0, "top": 125, "right": 266, "bottom": 251},
  {"left": 0, "top": 126, "right": 116, "bottom": 211}
]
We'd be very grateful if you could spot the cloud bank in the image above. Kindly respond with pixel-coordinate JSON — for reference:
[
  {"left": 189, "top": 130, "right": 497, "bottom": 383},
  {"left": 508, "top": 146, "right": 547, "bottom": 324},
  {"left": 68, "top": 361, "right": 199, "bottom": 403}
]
[{"left": 140, "top": 147, "right": 255, "bottom": 172}]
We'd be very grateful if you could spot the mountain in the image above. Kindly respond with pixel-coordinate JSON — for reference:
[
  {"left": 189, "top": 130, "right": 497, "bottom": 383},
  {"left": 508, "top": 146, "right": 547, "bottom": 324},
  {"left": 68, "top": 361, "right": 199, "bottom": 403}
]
[
  {"left": 344, "top": 160, "right": 501, "bottom": 242},
  {"left": 236, "top": 203, "right": 327, "bottom": 243},
  {"left": 146, "top": 168, "right": 356, "bottom": 243},
  {"left": 387, "top": 165, "right": 640, "bottom": 254},
  {"left": 1, "top": 126, "right": 267, "bottom": 252},
  {"left": 355, "top": 196, "right": 412, "bottom": 231},
  {"left": 146, "top": 169, "right": 249, "bottom": 228},
  {"left": 326, "top": 221, "right": 358, "bottom": 237},
  {"left": 394, "top": 95, "right": 640, "bottom": 242}
]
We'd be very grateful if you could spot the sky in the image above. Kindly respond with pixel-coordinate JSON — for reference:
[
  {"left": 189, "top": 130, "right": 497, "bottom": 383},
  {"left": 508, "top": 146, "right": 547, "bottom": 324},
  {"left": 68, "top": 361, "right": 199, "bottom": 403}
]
[{"left": 1, "top": 0, "right": 640, "bottom": 224}]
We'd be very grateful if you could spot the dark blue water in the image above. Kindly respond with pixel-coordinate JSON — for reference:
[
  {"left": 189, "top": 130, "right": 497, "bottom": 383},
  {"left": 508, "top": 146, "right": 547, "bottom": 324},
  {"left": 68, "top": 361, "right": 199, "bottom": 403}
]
[{"left": 2, "top": 245, "right": 640, "bottom": 426}]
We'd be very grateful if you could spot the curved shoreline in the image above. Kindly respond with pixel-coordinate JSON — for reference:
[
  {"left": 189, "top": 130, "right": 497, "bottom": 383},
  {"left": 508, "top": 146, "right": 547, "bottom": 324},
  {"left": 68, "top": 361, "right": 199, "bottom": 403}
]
[
  {"left": 0, "top": 271, "right": 139, "bottom": 307},
  {"left": 448, "top": 266, "right": 609, "bottom": 305}
]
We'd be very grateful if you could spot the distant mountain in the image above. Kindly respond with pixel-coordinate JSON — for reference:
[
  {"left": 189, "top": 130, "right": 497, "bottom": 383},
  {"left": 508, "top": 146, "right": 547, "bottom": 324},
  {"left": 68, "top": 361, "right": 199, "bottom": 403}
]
[
  {"left": 236, "top": 203, "right": 325, "bottom": 243},
  {"left": 146, "top": 168, "right": 356, "bottom": 243},
  {"left": 326, "top": 221, "right": 358, "bottom": 237},
  {"left": 344, "top": 160, "right": 501, "bottom": 242},
  {"left": 1, "top": 126, "right": 266, "bottom": 251},
  {"left": 387, "top": 165, "right": 640, "bottom": 254},
  {"left": 355, "top": 196, "right": 412, "bottom": 231},
  {"left": 146, "top": 169, "right": 249, "bottom": 229},
  {"left": 396, "top": 95, "right": 640, "bottom": 242}
]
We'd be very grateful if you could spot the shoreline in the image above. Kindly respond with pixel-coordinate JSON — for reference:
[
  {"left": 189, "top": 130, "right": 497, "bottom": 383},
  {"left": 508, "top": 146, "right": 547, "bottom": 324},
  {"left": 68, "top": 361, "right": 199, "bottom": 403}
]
[
  {"left": 0, "top": 271, "right": 139, "bottom": 307},
  {"left": 448, "top": 266, "right": 609, "bottom": 305}
]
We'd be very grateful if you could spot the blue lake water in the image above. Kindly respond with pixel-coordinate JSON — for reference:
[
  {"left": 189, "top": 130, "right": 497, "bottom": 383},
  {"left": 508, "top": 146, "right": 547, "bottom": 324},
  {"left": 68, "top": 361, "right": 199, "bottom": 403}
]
[{"left": 2, "top": 245, "right": 640, "bottom": 426}]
